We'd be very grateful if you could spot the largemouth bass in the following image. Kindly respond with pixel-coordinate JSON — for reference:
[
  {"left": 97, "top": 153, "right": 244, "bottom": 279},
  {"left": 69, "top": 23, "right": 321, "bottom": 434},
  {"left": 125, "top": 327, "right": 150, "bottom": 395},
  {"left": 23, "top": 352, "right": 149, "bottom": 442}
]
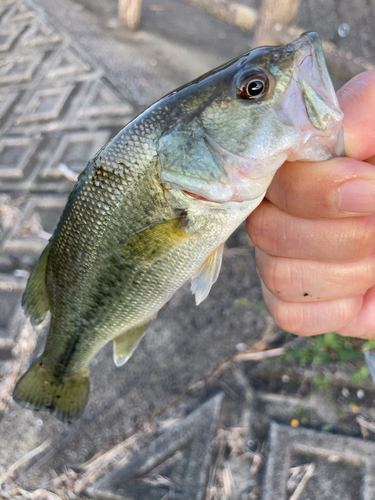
[{"left": 14, "top": 32, "right": 343, "bottom": 422}]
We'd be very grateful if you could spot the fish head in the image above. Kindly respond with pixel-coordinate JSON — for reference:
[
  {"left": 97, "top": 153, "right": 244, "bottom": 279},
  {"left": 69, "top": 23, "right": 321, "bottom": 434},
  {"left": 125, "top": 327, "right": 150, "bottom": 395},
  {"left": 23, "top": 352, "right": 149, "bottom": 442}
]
[{"left": 158, "top": 32, "right": 344, "bottom": 204}]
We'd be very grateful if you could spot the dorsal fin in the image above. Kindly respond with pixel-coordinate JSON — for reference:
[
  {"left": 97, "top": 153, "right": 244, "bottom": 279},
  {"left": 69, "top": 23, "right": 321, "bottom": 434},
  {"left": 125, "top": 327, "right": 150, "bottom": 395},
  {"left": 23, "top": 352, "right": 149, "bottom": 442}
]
[
  {"left": 191, "top": 243, "right": 224, "bottom": 305},
  {"left": 22, "top": 241, "right": 52, "bottom": 326}
]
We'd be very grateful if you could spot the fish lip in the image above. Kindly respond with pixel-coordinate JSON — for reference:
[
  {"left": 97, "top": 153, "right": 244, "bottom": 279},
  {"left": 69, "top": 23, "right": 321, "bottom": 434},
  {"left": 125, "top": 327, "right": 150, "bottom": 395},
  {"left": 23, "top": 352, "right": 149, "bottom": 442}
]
[
  {"left": 165, "top": 182, "right": 227, "bottom": 205},
  {"left": 290, "top": 32, "right": 342, "bottom": 118},
  {"left": 291, "top": 32, "right": 339, "bottom": 108},
  {"left": 282, "top": 31, "right": 344, "bottom": 158}
]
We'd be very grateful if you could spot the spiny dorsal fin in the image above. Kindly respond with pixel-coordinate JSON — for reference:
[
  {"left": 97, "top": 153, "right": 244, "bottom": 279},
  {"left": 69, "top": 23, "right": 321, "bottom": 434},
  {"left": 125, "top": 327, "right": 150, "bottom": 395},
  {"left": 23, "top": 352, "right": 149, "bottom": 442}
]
[
  {"left": 13, "top": 359, "right": 89, "bottom": 423},
  {"left": 113, "top": 317, "right": 155, "bottom": 367},
  {"left": 119, "top": 218, "right": 192, "bottom": 266},
  {"left": 22, "top": 241, "right": 52, "bottom": 326},
  {"left": 191, "top": 243, "right": 224, "bottom": 305}
]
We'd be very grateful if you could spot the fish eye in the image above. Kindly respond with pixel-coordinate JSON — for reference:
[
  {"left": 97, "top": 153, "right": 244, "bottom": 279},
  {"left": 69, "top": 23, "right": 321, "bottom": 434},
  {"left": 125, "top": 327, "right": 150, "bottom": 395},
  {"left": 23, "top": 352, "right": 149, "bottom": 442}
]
[{"left": 238, "top": 71, "right": 269, "bottom": 100}]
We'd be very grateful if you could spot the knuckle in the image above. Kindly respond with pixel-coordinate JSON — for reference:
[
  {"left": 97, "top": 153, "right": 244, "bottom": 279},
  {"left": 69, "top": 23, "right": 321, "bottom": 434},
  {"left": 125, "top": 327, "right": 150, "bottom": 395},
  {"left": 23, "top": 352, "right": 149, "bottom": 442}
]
[
  {"left": 270, "top": 296, "right": 361, "bottom": 336},
  {"left": 354, "top": 215, "right": 375, "bottom": 259},
  {"left": 248, "top": 203, "right": 289, "bottom": 256},
  {"left": 272, "top": 301, "right": 304, "bottom": 333},
  {"left": 330, "top": 297, "right": 360, "bottom": 327},
  {"left": 259, "top": 254, "right": 296, "bottom": 300},
  {"left": 247, "top": 203, "right": 276, "bottom": 253}
]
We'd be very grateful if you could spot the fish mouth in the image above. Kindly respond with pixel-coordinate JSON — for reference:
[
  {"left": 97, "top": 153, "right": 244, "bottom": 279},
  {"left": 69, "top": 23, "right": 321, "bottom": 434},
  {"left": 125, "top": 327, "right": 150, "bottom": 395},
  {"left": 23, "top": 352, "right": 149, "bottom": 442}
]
[
  {"left": 284, "top": 32, "right": 344, "bottom": 159},
  {"left": 292, "top": 32, "right": 338, "bottom": 113}
]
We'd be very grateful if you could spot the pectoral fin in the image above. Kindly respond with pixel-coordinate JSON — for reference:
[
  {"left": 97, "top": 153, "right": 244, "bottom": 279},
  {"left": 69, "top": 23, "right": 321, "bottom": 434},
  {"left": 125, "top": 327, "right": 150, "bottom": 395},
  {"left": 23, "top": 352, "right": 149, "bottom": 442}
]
[
  {"left": 119, "top": 218, "right": 192, "bottom": 266},
  {"left": 191, "top": 243, "right": 224, "bottom": 305},
  {"left": 113, "top": 318, "right": 154, "bottom": 367},
  {"left": 22, "top": 241, "right": 52, "bottom": 326}
]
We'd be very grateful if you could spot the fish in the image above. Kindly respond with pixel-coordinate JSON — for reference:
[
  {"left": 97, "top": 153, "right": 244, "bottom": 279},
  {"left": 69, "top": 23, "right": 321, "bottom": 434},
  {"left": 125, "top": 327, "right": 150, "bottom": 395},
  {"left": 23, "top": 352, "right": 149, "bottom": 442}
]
[{"left": 14, "top": 32, "right": 343, "bottom": 422}]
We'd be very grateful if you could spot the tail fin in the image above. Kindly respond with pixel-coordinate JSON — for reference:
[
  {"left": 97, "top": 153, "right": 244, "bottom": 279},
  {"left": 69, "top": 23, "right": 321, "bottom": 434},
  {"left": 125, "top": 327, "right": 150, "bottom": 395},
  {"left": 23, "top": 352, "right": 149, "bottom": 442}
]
[{"left": 13, "top": 360, "right": 90, "bottom": 423}]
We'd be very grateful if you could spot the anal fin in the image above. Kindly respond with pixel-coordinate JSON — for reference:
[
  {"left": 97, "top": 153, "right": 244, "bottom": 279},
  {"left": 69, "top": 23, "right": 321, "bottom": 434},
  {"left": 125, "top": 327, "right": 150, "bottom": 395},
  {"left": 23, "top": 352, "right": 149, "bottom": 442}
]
[
  {"left": 113, "top": 318, "right": 154, "bottom": 367},
  {"left": 191, "top": 243, "right": 224, "bottom": 305}
]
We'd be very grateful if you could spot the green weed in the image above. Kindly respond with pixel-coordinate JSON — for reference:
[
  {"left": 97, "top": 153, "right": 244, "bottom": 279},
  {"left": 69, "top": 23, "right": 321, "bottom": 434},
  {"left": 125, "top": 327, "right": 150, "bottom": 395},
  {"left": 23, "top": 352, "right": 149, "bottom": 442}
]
[
  {"left": 286, "top": 332, "right": 363, "bottom": 365},
  {"left": 349, "top": 366, "right": 370, "bottom": 384},
  {"left": 312, "top": 375, "right": 331, "bottom": 389},
  {"left": 361, "top": 339, "right": 375, "bottom": 352}
]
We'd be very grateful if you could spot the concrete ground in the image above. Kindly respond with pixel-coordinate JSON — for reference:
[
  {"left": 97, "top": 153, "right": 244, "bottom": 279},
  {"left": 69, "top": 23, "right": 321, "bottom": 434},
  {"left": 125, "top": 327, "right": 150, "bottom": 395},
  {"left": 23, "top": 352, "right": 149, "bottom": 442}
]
[{"left": 0, "top": 0, "right": 375, "bottom": 499}]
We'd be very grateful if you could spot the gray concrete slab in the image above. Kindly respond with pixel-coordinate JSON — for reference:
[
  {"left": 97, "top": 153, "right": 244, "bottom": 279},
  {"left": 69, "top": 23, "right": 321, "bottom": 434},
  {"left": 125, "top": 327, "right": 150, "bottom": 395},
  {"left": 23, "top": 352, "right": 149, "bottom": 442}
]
[
  {"left": 263, "top": 422, "right": 375, "bottom": 500},
  {"left": 87, "top": 393, "right": 224, "bottom": 500},
  {"left": 365, "top": 352, "right": 375, "bottom": 384}
]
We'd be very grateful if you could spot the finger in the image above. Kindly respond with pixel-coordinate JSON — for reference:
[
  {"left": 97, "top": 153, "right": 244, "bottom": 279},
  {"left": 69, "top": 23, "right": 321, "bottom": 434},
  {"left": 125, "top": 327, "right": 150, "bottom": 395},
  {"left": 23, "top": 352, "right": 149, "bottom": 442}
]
[
  {"left": 247, "top": 201, "right": 375, "bottom": 261},
  {"left": 265, "top": 157, "right": 375, "bottom": 219},
  {"left": 256, "top": 248, "right": 375, "bottom": 303},
  {"left": 337, "top": 284, "right": 375, "bottom": 339},
  {"left": 337, "top": 71, "right": 375, "bottom": 160},
  {"left": 260, "top": 281, "right": 363, "bottom": 336}
]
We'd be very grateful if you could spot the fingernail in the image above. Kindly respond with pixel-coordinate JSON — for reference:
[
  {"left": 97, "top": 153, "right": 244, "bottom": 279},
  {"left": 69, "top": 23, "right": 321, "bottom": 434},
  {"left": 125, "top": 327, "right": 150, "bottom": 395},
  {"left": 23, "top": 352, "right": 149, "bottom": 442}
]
[{"left": 338, "top": 180, "right": 375, "bottom": 212}]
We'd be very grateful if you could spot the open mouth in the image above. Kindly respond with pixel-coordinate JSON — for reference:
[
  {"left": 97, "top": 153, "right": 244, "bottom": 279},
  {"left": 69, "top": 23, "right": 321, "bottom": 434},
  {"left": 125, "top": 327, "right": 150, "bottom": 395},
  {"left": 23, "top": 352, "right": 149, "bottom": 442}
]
[
  {"left": 281, "top": 32, "right": 344, "bottom": 159},
  {"left": 292, "top": 32, "right": 343, "bottom": 126},
  {"left": 180, "top": 190, "right": 214, "bottom": 202}
]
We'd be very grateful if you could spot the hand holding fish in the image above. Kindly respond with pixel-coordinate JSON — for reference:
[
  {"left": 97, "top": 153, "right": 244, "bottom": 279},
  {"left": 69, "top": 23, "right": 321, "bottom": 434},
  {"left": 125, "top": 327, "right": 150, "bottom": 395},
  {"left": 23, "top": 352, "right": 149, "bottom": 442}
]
[{"left": 248, "top": 71, "right": 375, "bottom": 339}]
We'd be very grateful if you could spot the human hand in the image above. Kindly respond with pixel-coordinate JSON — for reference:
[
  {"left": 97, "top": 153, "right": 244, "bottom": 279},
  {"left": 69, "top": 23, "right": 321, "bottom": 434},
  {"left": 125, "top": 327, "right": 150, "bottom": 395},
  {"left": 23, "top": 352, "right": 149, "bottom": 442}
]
[{"left": 247, "top": 71, "right": 375, "bottom": 339}]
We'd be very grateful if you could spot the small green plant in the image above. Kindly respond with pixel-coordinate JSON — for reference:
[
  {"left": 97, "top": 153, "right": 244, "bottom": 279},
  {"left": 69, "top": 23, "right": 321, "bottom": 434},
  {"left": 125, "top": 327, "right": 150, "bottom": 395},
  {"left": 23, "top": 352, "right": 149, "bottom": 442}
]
[
  {"left": 321, "top": 424, "right": 334, "bottom": 432},
  {"left": 349, "top": 366, "right": 370, "bottom": 384},
  {"left": 361, "top": 339, "right": 375, "bottom": 352},
  {"left": 294, "top": 404, "right": 305, "bottom": 415},
  {"left": 312, "top": 375, "right": 331, "bottom": 389},
  {"left": 286, "top": 332, "right": 363, "bottom": 365}
]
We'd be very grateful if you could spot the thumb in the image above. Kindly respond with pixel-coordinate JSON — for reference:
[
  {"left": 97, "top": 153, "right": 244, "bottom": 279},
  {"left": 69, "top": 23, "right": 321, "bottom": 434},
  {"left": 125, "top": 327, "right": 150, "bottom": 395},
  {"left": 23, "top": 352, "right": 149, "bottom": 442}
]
[{"left": 338, "top": 70, "right": 375, "bottom": 161}]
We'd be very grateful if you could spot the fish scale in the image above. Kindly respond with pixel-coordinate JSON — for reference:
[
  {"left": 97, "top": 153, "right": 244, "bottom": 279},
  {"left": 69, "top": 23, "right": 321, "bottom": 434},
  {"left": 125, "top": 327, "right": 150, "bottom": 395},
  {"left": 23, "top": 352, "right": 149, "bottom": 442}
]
[{"left": 14, "top": 32, "right": 344, "bottom": 422}]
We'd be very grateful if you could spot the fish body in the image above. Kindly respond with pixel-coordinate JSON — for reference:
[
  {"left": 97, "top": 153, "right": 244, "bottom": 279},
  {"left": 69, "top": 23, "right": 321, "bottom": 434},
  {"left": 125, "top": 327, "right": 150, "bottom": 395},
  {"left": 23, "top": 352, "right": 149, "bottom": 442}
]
[{"left": 14, "top": 32, "right": 343, "bottom": 422}]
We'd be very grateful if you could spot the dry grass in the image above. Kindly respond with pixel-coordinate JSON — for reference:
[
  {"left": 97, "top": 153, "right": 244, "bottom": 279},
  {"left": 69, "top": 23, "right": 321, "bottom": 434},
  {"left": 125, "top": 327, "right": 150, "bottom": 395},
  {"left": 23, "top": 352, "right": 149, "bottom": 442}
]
[
  {"left": 0, "top": 196, "right": 22, "bottom": 233},
  {"left": 206, "top": 426, "right": 264, "bottom": 500},
  {"left": 0, "top": 319, "right": 37, "bottom": 413}
]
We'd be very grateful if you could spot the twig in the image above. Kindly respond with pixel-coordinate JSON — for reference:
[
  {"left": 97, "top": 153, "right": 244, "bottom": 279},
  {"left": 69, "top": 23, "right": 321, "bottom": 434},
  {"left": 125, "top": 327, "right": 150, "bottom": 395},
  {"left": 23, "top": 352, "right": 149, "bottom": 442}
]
[
  {"left": 222, "top": 462, "right": 234, "bottom": 498},
  {"left": 234, "top": 346, "right": 285, "bottom": 362},
  {"left": 356, "top": 416, "right": 375, "bottom": 435},
  {"left": 149, "top": 450, "right": 183, "bottom": 475},
  {"left": 56, "top": 163, "right": 78, "bottom": 182},
  {"left": 118, "top": 0, "right": 143, "bottom": 30},
  {"left": 250, "top": 451, "right": 263, "bottom": 475},
  {"left": 289, "top": 463, "right": 315, "bottom": 500},
  {"left": 0, "top": 319, "right": 37, "bottom": 413},
  {"left": 0, "top": 438, "right": 51, "bottom": 487},
  {"left": 206, "top": 433, "right": 226, "bottom": 499}
]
